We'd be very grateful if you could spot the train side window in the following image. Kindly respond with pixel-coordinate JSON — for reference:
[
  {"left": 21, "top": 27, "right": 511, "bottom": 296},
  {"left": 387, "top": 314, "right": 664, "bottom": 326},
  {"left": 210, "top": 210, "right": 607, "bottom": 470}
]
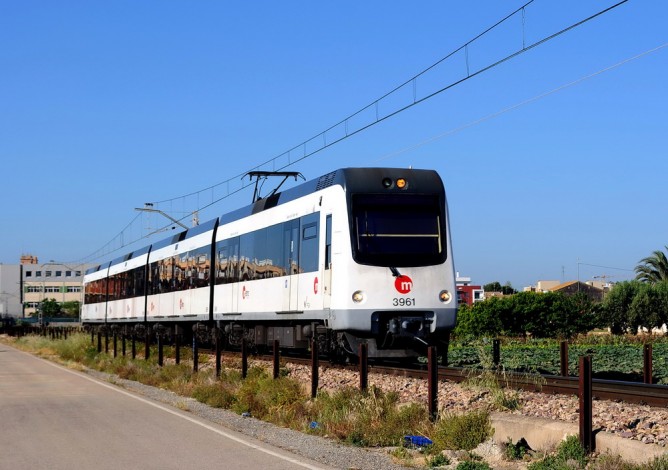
[
  {"left": 300, "top": 214, "right": 319, "bottom": 273},
  {"left": 240, "top": 232, "right": 256, "bottom": 281},
  {"left": 265, "top": 224, "right": 285, "bottom": 277}
]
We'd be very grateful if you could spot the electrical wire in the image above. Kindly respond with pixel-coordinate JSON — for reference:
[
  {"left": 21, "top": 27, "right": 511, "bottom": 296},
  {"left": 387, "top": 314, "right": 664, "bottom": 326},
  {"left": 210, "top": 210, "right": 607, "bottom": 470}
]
[
  {"left": 373, "top": 42, "right": 668, "bottom": 163},
  {"left": 73, "top": 0, "right": 632, "bottom": 264}
]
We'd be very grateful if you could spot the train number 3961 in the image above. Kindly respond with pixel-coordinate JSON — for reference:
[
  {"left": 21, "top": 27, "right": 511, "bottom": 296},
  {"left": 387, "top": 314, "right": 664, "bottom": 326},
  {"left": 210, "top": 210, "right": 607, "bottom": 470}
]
[{"left": 393, "top": 297, "right": 415, "bottom": 306}]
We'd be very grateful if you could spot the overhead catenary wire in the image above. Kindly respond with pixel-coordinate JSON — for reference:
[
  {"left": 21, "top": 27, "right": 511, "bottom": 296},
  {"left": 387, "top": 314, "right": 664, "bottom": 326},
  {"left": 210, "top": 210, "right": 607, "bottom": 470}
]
[
  {"left": 373, "top": 42, "right": 668, "bottom": 163},
  {"left": 72, "top": 0, "right": 631, "bottom": 264}
]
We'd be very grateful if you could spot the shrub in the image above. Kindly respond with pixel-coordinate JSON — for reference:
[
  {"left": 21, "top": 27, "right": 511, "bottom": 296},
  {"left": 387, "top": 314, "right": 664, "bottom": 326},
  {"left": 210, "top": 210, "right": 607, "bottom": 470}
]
[
  {"left": 646, "top": 455, "right": 668, "bottom": 470},
  {"left": 503, "top": 437, "right": 530, "bottom": 460},
  {"left": 310, "top": 386, "right": 428, "bottom": 447},
  {"left": 455, "top": 461, "right": 492, "bottom": 470},
  {"left": 232, "top": 366, "right": 308, "bottom": 427},
  {"left": 432, "top": 410, "right": 491, "bottom": 451},
  {"left": 192, "top": 381, "right": 236, "bottom": 409},
  {"left": 528, "top": 435, "right": 587, "bottom": 470},
  {"left": 426, "top": 453, "right": 450, "bottom": 468}
]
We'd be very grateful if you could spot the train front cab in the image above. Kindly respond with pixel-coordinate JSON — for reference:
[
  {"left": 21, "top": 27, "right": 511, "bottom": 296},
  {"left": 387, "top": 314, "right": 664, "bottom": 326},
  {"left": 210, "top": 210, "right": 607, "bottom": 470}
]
[{"left": 327, "top": 168, "right": 457, "bottom": 358}]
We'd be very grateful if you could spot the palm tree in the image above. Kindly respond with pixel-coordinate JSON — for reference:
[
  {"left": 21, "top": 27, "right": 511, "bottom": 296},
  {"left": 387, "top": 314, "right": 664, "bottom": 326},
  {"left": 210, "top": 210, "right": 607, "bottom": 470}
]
[{"left": 635, "top": 246, "right": 668, "bottom": 283}]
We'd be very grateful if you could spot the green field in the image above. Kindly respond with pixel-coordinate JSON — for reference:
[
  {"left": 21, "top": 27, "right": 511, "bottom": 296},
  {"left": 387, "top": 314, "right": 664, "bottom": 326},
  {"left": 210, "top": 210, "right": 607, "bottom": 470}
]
[{"left": 447, "top": 337, "right": 668, "bottom": 384}]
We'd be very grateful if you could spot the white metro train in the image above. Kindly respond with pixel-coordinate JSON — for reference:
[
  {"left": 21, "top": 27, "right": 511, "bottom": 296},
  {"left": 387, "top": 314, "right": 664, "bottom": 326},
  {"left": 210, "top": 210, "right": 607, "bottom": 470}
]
[{"left": 82, "top": 167, "right": 457, "bottom": 359}]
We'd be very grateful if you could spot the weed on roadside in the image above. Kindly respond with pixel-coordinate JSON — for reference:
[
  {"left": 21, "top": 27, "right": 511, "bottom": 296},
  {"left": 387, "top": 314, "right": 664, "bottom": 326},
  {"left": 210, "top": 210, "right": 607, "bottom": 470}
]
[{"left": 431, "top": 410, "right": 492, "bottom": 451}]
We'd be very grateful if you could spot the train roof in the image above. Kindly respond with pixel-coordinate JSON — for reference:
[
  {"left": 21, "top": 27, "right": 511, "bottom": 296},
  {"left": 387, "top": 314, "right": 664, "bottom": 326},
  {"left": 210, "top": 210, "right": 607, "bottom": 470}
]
[
  {"left": 85, "top": 261, "right": 111, "bottom": 275},
  {"left": 88, "top": 167, "right": 442, "bottom": 269},
  {"left": 218, "top": 167, "right": 441, "bottom": 224}
]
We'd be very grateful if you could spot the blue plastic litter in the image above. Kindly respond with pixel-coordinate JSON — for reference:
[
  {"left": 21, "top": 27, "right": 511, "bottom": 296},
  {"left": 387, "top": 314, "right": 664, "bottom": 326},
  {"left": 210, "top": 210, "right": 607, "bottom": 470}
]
[
  {"left": 241, "top": 412, "right": 251, "bottom": 418},
  {"left": 403, "top": 435, "right": 433, "bottom": 448},
  {"left": 309, "top": 421, "right": 319, "bottom": 429}
]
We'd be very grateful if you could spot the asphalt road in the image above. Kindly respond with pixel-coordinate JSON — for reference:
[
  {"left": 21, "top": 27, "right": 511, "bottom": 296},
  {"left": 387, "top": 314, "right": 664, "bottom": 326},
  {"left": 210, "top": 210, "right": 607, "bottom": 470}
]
[{"left": 0, "top": 343, "right": 334, "bottom": 470}]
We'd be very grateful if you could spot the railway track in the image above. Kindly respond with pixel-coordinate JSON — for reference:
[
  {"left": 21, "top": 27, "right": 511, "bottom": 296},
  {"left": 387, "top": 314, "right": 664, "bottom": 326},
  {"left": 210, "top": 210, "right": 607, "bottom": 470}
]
[
  {"left": 192, "top": 348, "right": 668, "bottom": 407},
  {"left": 371, "top": 364, "right": 668, "bottom": 407},
  {"left": 249, "top": 353, "right": 668, "bottom": 407}
]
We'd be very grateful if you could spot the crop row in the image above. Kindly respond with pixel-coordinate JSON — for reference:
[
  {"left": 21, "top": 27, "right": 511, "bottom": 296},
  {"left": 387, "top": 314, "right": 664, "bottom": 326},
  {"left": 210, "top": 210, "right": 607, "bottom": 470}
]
[{"left": 447, "top": 339, "right": 668, "bottom": 384}]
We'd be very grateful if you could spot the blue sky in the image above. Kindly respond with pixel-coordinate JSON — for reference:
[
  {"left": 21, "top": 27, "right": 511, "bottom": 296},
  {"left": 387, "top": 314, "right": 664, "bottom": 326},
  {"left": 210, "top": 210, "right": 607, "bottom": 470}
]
[{"left": 2, "top": 1, "right": 666, "bottom": 289}]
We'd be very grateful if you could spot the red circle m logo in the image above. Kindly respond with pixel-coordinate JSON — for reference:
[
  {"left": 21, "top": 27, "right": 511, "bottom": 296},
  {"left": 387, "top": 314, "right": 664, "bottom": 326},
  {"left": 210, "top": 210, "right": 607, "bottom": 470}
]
[{"left": 394, "top": 275, "right": 413, "bottom": 294}]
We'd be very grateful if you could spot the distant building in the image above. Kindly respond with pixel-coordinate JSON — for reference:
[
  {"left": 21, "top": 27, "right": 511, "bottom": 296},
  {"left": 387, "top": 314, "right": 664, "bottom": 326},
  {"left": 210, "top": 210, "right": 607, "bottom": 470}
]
[
  {"left": 523, "top": 280, "right": 560, "bottom": 293},
  {"left": 456, "top": 273, "right": 484, "bottom": 306},
  {"left": 20, "top": 255, "right": 88, "bottom": 318},
  {"left": 549, "top": 280, "right": 605, "bottom": 302},
  {"left": 0, "top": 263, "right": 21, "bottom": 318},
  {"left": 484, "top": 291, "right": 505, "bottom": 300}
]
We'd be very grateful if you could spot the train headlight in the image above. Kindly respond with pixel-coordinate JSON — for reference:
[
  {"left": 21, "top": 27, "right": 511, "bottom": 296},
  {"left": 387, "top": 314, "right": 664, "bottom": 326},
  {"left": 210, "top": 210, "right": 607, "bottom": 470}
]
[
  {"left": 382, "top": 177, "right": 393, "bottom": 189},
  {"left": 396, "top": 178, "right": 407, "bottom": 189},
  {"left": 352, "top": 290, "right": 365, "bottom": 303},
  {"left": 439, "top": 290, "right": 452, "bottom": 303}
]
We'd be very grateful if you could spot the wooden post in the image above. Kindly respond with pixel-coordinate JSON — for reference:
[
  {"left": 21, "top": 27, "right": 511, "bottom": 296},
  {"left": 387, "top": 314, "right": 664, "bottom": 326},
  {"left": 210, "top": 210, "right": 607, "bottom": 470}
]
[
  {"left": 579, "top": 355, "right": 593, "bottom": 453},
  {"left": 192, "top": 334, "right": 199, "bottom": 372},
  {"left": 428, "top": 346, "right": 438, "bottom": 422},
  {"left": 157, "top": 332, "right": 164, "bottom": 367},
  {"left": 241, "top": 339, "right": 248, "bottom": 379},
  {"left": 560, "top": 341, "right": 569, "bottom": 377},
  {"left": 144, "top": 329, "right": 150, "bottom": 360},
  {"left": 273, "top": 340, "right": 280, "bottom": 379},
  {"left": 175, "top": 332, "right": 181, "bottom": 365},
  {"left": 492, "top": 339, "right": 500, "bottom": 368},
  {"left": 311, "top": 338, "right": 319, "bottom": 398},
  {"left": 644, "top": 344, "right": 653, "bottom": 385},
  {"left": 215, "top": 330, "right": 222, "bottom": 378},
  {"left": 359, "top": 343, "right": 368, "bottom": 392}
]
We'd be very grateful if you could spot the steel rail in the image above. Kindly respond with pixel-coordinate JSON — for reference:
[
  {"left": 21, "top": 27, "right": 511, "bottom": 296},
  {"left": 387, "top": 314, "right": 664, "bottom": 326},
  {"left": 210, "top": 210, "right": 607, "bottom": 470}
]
[
  {"left": 367, "top": 365, "right": 668, "bottom": 407},
  {"left": 185, "top": 350, "right": 668, "bottom": 407}
]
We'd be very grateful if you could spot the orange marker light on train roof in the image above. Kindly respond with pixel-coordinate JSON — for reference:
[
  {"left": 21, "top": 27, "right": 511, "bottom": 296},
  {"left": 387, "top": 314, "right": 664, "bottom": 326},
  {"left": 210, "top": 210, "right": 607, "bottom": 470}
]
[{"left": 396, "top": 178, "right": 407, "bottom": 189}]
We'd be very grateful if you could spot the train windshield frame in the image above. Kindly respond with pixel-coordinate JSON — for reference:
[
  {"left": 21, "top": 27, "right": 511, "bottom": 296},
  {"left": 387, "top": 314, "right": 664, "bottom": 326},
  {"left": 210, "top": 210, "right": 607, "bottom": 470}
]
[{"left": 351, "top": 193, "right": 446, "bottom": 267}]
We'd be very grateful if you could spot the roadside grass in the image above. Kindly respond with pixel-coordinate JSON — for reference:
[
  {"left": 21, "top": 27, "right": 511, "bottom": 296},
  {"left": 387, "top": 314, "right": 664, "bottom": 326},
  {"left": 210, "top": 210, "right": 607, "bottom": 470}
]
[
  {"left": 431, "top": 410, "right": 492, "bottom": 451},
  {"left": 308, "top": 385, "right": 430, "bottom": 447}
]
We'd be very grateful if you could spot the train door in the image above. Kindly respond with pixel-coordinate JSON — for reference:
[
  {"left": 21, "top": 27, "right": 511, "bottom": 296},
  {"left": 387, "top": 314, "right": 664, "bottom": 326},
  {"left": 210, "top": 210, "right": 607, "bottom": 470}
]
[
  {"left": 217, "top": 237, "right": 240, "bottom": 314},
  {"left": 283, "top": 219, "right": 300, "bottom": 312},
  {"left": 323, "top": 214, "right": 332, "bottom": 309},
  {"left": 227, "top": 238, "right": 240, "bottom": 313}
]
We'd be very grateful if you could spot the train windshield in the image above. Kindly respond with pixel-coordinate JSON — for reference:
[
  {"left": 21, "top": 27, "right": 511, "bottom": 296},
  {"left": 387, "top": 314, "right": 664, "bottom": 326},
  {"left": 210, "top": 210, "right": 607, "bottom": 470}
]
[{"left": 351, "top": 193, "right": 446, "bottom": 267}]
